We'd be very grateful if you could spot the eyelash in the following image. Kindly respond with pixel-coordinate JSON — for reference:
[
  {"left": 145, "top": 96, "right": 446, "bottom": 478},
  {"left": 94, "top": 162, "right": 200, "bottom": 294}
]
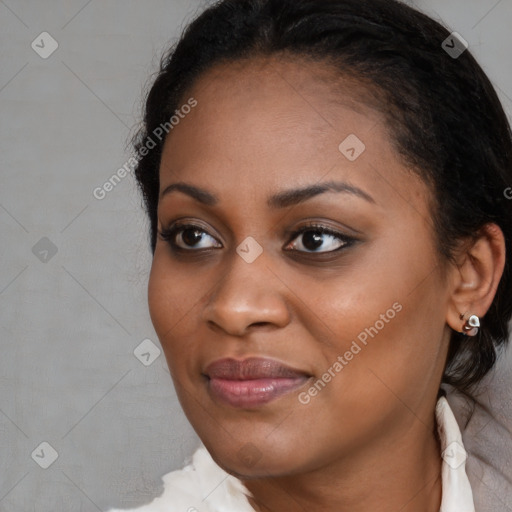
[{"left": 158, "top": 221, "right": 356, "bottom": 255}]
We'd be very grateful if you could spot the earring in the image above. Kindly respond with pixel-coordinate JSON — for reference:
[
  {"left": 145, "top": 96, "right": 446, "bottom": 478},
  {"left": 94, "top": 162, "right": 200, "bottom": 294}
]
[{"left": 459, "top": 312, "right": 480, "bottom": 336}]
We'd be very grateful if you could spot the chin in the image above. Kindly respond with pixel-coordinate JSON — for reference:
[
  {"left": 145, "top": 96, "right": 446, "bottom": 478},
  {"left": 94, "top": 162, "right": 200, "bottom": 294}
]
[{"left": 202, "top": 435, "right": 312, "bottom": 479}]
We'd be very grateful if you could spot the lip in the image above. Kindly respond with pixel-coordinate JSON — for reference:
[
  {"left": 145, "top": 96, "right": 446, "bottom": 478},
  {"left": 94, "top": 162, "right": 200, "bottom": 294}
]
[{"left": 203, "top": 357, "right": 311, "bottom": 408}]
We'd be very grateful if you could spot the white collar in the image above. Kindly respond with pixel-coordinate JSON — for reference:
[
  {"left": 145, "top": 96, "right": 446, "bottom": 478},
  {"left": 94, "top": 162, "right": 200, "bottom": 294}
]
[
  {"left": 436, "top": 395, "right": 475, "bottom": 512},
  {"left": 107, "top": 396, "right": 474, "bottom": 512}
]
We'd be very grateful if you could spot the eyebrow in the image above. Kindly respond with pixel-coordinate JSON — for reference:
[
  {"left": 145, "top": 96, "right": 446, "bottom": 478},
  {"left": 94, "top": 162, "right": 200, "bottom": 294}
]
[
  {"left": 159, "top": 180, "right": 375, "bottom": 208},
  {"left": 267, "top": 181, "right": 375, "bottom": 208},
  {"left": 160, "top": 182, "right": 217, "bottom": 205}
]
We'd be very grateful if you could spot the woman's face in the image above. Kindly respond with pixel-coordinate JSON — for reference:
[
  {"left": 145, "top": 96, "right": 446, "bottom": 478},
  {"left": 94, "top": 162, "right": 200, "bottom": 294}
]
[{"left": 148, "top": 56, "right": 453, "bottom": 477}]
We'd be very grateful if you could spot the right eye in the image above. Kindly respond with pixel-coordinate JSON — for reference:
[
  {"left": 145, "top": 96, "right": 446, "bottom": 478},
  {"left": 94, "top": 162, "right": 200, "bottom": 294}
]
[{"left": 158, "top": 223, "right": 223, "bottom": 251}]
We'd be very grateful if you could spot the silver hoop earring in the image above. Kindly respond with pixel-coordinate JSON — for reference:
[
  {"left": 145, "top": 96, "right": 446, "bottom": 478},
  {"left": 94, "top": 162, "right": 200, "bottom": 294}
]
[{"left": 460, "top": 312, "right": 480, "bottom": 336}]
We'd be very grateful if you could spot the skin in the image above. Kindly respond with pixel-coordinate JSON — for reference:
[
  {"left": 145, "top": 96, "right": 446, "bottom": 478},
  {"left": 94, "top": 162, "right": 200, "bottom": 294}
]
[{"left": 147, "top": 55, "right": 505, "bottom": 512}]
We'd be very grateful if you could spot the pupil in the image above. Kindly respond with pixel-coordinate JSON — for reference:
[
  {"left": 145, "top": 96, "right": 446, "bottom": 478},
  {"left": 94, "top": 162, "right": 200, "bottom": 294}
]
[
  {"left": 183, "top": 228, "right": 203, "bottom": 246},
  {"left": 303, "top": 231, "right": 323, "bottom": 250}
]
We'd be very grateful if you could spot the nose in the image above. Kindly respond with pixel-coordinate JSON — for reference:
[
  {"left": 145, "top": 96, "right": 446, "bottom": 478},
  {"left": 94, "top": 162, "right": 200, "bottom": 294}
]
[{"left": 201, "top": 251, "right": 291, "bottom": 336}]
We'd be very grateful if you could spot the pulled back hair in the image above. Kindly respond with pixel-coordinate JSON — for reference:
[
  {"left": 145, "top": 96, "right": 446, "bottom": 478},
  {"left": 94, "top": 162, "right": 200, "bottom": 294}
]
[{"left": 133, "top": 0, "right": 512, "bottom": 391}]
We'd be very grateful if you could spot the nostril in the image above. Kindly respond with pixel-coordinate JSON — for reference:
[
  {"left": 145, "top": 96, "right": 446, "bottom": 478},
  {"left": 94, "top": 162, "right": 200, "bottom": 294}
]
[{"left": 249, "top": 321, "right": 273, "bottom": 329}]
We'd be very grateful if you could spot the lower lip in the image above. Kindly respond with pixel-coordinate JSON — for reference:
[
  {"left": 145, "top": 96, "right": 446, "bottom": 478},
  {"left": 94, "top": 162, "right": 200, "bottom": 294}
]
[{"left": 207, "top": 377, "right": 309, "bottom": 408}]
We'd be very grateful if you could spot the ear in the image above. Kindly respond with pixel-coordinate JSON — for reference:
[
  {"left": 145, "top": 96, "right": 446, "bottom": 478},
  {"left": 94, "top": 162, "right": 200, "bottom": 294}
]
[{"left": 446, "top": 223, "right": 506, "bottom": 334}]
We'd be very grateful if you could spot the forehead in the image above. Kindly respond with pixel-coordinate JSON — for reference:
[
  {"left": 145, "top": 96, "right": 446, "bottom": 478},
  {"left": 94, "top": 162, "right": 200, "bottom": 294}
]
[
  {"left": 175, "top": 54, "right": 381, "bottom": 140},
  {"left": 159, "top": 55, "right": 429, "bottom": 219}
]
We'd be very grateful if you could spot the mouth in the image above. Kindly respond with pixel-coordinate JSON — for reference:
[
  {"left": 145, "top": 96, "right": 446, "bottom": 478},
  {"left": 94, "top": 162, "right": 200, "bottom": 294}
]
[{"left": 203, "top": 357, "right": 311, "bottom": 408}]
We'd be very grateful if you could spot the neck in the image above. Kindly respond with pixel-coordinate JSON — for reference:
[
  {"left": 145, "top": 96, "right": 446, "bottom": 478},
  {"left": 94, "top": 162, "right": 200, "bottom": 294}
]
[{"left": 242, "top": 413, "right": 442, "bottom": 512}]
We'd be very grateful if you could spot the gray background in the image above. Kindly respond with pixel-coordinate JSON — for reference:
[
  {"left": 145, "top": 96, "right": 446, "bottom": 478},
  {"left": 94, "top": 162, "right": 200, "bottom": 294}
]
[{"left": 0, "top": 1, "right": 510, "bottom": 511}]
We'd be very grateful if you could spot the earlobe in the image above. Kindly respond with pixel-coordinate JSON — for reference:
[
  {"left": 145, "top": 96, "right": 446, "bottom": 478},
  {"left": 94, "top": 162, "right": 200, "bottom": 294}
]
[{"left": 446, "top": 223, "right": 506, "bottom": 334}]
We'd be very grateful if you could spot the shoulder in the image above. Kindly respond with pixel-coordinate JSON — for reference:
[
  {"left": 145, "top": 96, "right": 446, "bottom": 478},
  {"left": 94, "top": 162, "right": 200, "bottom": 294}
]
[{"left": 106, "top": 444, "right": 255, "bottom": 512}]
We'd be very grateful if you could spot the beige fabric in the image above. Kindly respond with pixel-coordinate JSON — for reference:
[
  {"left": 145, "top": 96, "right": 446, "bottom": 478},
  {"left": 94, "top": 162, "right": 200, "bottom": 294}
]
[{"left": 446, "top": 346, "right": 512, "bottom": 512}]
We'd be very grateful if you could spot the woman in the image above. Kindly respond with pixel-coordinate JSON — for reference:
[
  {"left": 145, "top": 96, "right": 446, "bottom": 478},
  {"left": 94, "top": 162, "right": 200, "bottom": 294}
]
[{"left": 109, "top": 0, "right": 512, "bottom": 510}]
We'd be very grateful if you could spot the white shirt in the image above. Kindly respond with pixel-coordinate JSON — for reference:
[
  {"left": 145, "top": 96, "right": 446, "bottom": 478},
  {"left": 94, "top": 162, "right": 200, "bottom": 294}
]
[{"left": 107, "top": 396, "right": 474, "bottom": 512}]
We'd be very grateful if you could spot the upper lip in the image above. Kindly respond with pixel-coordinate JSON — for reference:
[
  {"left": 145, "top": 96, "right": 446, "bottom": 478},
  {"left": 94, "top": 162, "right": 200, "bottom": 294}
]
[{"left": 204, "top": 357, "right": 310, "bottom": 380}]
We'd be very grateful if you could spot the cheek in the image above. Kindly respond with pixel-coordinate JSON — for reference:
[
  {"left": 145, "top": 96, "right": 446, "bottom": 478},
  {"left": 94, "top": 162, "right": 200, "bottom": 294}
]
[
  {"left": 147, "top": 261, "right": 176, "bottom": 338},
  {"left": 311, "top": 241, "right": 448, "bottom": 414},
  {"left": 147, "top": 252, "right": 205, "bottom": 354}
]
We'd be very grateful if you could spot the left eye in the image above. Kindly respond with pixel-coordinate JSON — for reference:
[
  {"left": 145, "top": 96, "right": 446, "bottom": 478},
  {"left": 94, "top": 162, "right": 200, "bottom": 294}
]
[
  {"left": 285, "top": 227, "right": 351, "bottom": 253},
  {"left": 159, "top": 224, "right": 222, "bottom": 250}
]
